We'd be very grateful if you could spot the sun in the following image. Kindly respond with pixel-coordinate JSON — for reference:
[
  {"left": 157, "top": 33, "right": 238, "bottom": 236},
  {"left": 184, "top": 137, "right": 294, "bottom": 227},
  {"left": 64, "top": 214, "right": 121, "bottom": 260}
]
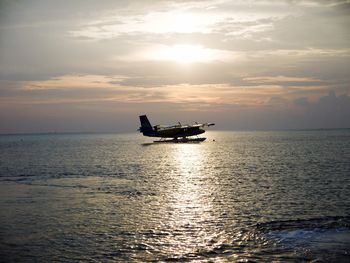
[
  {"left": 141, "top": 43, "right": 229, "bottom": 64},
  {"left": 158, "top": 44, "right": 211, "bottom": 64}
]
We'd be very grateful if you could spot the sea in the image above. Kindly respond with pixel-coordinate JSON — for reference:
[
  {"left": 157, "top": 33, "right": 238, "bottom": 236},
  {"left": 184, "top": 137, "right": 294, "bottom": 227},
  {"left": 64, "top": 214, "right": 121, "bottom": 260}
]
[{"left": 0, "top": 130, "right": 349, "bottom": 262}]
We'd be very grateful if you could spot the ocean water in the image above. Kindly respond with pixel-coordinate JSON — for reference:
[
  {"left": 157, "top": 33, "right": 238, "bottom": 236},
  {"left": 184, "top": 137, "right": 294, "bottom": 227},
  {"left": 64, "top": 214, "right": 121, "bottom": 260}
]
[{"left": 0, "top": 130, "right": 349, "bottom": 262}]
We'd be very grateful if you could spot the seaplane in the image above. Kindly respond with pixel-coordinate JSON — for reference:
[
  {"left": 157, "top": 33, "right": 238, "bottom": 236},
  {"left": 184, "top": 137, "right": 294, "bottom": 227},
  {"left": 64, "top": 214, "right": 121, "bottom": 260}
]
[{"left": 139, "top": 115, "right": 215, "bottom": 143}]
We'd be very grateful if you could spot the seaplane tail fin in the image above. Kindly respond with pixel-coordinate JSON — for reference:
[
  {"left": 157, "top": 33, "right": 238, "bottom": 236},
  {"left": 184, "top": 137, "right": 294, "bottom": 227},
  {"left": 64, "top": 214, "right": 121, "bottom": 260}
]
[{"left": 139, "top": 115, "right": 154, "bottom": 133}]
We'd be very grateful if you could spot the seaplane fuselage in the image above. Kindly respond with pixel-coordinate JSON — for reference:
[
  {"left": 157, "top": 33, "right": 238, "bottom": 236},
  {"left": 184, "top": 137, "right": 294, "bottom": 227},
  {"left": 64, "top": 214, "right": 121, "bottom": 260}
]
[{"left": 139, "top": 115, "right": 214, "bottom": 139}]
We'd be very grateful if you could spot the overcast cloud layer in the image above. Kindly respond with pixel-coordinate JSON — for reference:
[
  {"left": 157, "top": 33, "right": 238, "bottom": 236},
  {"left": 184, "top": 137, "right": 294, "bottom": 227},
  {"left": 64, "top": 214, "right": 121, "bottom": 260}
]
[{"left": 0, "top": 0, "right": 349, "bottom": 133}]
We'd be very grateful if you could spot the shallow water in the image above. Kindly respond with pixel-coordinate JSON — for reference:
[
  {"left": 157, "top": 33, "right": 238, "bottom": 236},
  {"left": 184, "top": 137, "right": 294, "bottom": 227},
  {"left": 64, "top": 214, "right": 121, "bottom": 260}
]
[{"left": 0, "top": 130, "right": 350, "bottom": 262}]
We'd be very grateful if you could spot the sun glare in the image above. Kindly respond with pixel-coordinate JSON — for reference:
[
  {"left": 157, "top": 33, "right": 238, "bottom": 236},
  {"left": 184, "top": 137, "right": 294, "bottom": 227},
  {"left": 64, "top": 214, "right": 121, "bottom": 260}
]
[{"left": 158, "top": 44, "right": 211, "bottom": 64}]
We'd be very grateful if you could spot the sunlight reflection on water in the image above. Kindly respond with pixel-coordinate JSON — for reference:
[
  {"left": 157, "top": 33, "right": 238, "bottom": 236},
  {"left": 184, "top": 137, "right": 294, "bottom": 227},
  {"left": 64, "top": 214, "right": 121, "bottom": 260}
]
[{"left": 166, "top": 144, "right": 215, "bottom": 257}]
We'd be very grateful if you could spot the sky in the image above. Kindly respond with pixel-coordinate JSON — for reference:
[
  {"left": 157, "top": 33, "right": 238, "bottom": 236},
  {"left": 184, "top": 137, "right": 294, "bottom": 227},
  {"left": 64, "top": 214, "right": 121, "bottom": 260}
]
[{"left": 0, "top": 0, "right": 349, "bottom": 133}]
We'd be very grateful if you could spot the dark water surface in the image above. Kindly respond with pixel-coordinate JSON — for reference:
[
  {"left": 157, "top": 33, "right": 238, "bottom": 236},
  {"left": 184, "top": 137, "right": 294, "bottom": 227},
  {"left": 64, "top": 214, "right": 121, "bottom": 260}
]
[{"left": 0, "top": 130, "right": 350, "bottom": 262}]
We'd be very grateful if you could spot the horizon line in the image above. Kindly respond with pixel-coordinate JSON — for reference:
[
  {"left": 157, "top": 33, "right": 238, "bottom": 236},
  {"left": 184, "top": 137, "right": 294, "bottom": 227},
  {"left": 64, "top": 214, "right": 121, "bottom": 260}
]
[{"left": 1, "top": 127, "right": 350, "bottom": 136}]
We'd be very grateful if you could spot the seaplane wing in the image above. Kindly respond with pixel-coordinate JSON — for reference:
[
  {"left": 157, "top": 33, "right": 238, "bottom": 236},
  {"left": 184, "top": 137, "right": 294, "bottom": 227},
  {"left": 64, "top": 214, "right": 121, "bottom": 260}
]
[
  {"left": 139, "top": 115, "right": 215, "bottom": 141},
  {"left": 194, "top": 122, "right": 215, "bottom": 128}
]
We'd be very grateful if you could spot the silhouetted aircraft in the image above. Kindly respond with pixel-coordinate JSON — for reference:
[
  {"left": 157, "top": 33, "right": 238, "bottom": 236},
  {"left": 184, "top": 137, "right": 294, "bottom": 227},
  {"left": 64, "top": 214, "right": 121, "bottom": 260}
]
[{"left": 139, "top": 115, "right": 215, "bottom": 142}]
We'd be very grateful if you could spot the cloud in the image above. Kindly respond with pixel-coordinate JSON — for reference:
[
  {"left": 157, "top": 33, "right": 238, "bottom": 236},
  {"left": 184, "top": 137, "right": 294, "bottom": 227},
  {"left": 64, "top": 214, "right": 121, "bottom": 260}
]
[
  {"left": 294, "top": 96, "right": 309, "bottom": 107},
  {"left": 315, "top": 91, "right": 350, "bottom": 112},
  {"left": 243, "top": 75, "right": 326, "bottom": 86},
  {"left": 291, "top": 91, "right": 350, "bottom": 128},
  {"left": 6, "top": 73, "right": 329, "bottom": 109},
  {"left": 22, "top": 74, "right": 127, "bottom": 90},
  {"left": 1, "top": 0, "right": 350, "bottom": 132}
]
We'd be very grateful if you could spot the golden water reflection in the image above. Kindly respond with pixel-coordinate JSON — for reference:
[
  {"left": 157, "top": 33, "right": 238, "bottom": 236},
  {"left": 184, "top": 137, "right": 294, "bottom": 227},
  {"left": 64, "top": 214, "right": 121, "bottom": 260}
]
[{"left": 160, "top": 144, "right": 224, "bottom": 258}]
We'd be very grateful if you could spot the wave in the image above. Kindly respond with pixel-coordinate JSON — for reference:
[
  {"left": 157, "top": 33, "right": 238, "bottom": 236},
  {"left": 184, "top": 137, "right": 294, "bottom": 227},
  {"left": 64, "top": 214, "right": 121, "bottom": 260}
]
[
  {"left": 256, "top": 216, "right": 350, "bottom": 232},
  {"left": 255, "top": 216, "right": 350, "bottom": 262}
]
